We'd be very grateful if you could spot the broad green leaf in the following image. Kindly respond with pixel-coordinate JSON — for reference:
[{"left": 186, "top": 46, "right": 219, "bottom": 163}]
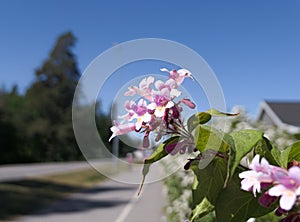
[
  {"left": 281, "top": 141, "right": 300, "bottom": 168},
  {"left": 287, "top": 141, "right": 300, "bottom": 162},
  {"left": 138, "top": 136, "right": 180, "bottom": 195},
  {"left": 222, "top": 134, "right": 235, "bottom": 188},
  {"left": 206, "top": 108, "right": 239, "bottom": 117},
  {"left": 190, "top": 197, "right": 214, "bottom": 222},
  {"left": 187, "top": 112, "right": 212, "bottom": 132},
  {"left": 255, "top": 137, "right": 281, "bottom": 166},
  {"left": 215, "top": 171, "right": 276, "bottom": 222},
  {"left": 187, "top": 109, "right": 238, "bottom": 133},
  {"left": 229, "top": 130, "right": 264, "bottom": 177},
  {"left": 270, "top": 141, "right": 283, "bottom": 167},
  {"left": 190, "top": 158, "right": 227, "bottom": 209},
  {"left": 194, "top": 125, "right": 230, "bottom": 153},
  {"left": 145, "top": 136, "right": 180, "bottom": 164}
]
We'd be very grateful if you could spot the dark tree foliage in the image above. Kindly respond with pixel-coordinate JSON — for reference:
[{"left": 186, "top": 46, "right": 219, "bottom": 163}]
[
  {"left": 24, "top": 32, "right": 82, "bottom": 162},
  {"left": 0, "top": 87, "right": 30, "bottom": 163},
  {"left": 0, "top": 32, "right": 131, "bottom": 164}
]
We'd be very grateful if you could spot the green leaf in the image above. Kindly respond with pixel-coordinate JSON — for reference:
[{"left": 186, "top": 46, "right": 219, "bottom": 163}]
[
  {"left": 190, "top": 197, "right": 214, "bottom": 222},
  {"left": 187, "top": 112, "right": 212, "bottom": 132},
  {"left": 138, "top": 136, "right": 180, "bottom": 195},
  {"left": 254, "top": 137, "right": 281, "bottom": 166},
  {"left": 215, "top": 171, "right": 276, "bottom": 222},
  {"left": 270, "top": 142, "right": 283, "bottom": 167},
  {"left": 229, "top": 130, "right": 264, "bottom": 177},
  {"left": 223, "top": 134, "right": 236, "bottom": 188},
  {"left": 190, "top": 158, "right": 227, "bottom": 209},
  {"left": 281, "top": 141, "right": 300, "bottom": 168},
  {"left": 187, "top": 109, "right": 238, "bottom": 133},
  {"left": 194, "top": 125, "right": 230, "bottom": 153},
  {"left": 206, "top": 108, "right": 239, "bottom": 117},
  {"left": 145, "top": 136, "right": 180, "bottom": 164},
  {"left": 287, "top": 141, "right": 300, "bottom": 163}
]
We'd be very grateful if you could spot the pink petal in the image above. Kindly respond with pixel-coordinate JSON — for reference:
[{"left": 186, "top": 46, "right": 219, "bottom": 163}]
[
  {"left": 109, "top": 122, "right": 136, "bottom": 141},
  {"left": 118, "top": 112, "right": 133, "bottom": 122},
  {"left": 142, "top": 112, "right": 152, "bottom": 122},
  {"left": 268, "top": 184, "right": 286, "bottom": 197},
  {"left": 147, "top": 76, "right": 154, "bottom": 85},
  {"left": 124, "top": 89, "right": 136, "bottom": 96},
  {"left": 139, "top": 77, "right": 148, "bottom": 88},
  {"left": 170, "top": 89, "right": 181, "bottom": 98},
  {"left": 137, "top": 99, "right": 146, "bottom": 107},
  {"left": 135, "top": 119, "right": 143, "bottom": 131},
  {"left": 279, "top": 191, "right": 297, "bottom": 211},
  {"left": 154, "top": 80, "right": 164, "bottom": 90},
  {"left": 260, "top": 157, "right": 270, "bottom": 169},
  {"left": 165, "top": 101, "right": 174, "bottom": 108},
  {"left": 288, "top": 166, "right": 300, "bottom": 183},
  {"left": 165, "top": 79, "right": 176, "bottom": 89},
  {"left": 271, "top": 166, "right": 288, "bottom": 181},
  {"left": 239, "top": 170, "right": 256, "bottom": 179},
  {"left": 177, "top": 68, "right": 192, "bottom": 77},
  {"left": 252, "top": 181, "right": 261, "bottom": 196},
  {"left": 240, "top": 178, "right": 254, "bottom": 192},
  {"left": 160, "top": 88, "right": 171, "bottom": 100},
  {"left": 147, "top": 102, "right": 156, "bottom": 110},
  {"left": 250, "top": 155, "right": 260, "bottom": 169},
  {"left": 124, "top": 100, "right": 135, "bottom": 110}
]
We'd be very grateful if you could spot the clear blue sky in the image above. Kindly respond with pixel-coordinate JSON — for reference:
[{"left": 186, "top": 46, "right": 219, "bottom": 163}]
[{"left": 1, "top": 0, "right": 300, "bottom": 117}]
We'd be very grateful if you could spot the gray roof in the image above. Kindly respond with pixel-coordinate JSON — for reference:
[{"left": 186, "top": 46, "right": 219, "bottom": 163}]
[{"left": 266, "top": 101, "right": 300, "bottom": 127}]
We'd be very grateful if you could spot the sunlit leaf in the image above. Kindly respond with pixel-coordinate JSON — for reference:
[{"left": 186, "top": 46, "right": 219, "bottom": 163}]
[
  {"left": 187, "top": 112, "right": 212, "bottom": 132},
  {"left": 187, "top": 109, "right": 238, "bottom": 133},
  {"left": 194, "top": 125, "right": 229, "bottom": 153},
  {"left": 255, "top": 137, "right": 281, "bottom": 166},
  {"left": 206, "top": 108, "right": 239, "bottom": 117},
  {"left": 229, "top": 130, "right": 264, "bottom": 177},
  {"left": 281, "top": 141, "right": 300, "bottom": 168},
  {"left": 190, "top": 197, "right": 214, "bottom": 222}
]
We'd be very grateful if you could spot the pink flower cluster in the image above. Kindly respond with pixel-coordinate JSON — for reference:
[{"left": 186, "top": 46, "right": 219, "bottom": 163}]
[
  {"left": 239, "top": 155, "right": 300, "bottom": 212},
  {"left": 109, "top": 68, "right": 195, "bottom": 148}
]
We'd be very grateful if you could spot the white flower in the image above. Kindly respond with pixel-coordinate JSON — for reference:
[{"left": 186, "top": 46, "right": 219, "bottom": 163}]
[
  {"left": 239, "top": 155, "right": 273, "bottom": 196},
  {"left": 268, "top": 166, "right": 300, "bottom": 211}
]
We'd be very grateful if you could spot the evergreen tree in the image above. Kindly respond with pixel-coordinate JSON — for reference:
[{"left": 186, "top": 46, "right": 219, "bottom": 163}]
[{"left": 25, "top": 32, "right": 82, "bottom": 161}]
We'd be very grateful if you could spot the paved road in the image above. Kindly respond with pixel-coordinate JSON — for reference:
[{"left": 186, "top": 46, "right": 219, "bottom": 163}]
[
  {"left": 0, "top": 160, "right": 113, "bottom": 182},
  {"left": 16, "top": 164, "right": 167, "bottom": 222}
]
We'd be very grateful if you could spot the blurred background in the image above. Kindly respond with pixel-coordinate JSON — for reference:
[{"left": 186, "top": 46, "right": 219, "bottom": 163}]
[{"left": 0, "top": 1, "right": 300, "bottom": 222}]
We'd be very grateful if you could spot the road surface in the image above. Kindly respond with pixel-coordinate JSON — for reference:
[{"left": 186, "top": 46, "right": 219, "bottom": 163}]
[{"left": 12, "top": 163, "right": 167, "bottom": 222}]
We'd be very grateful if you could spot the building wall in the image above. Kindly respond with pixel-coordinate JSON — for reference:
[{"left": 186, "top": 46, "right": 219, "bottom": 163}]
[{"left": 259, "top": 110, "right": 276, "bottom": 126}]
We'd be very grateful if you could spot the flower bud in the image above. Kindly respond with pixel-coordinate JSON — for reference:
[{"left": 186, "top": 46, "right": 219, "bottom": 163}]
[
  {"left": 275, "top": 207, "right": 288, "bottom": 217},
  {"left": 165, "top": 143, "right": 177, "bottom": 154},
  {"left": 172, "top": 106, "right": 180, "bottom": 119},
  {"left": 180, "top": 98, "right": 196, "bottom": 109},
  {"left": 259, "top": 191, "right": 277, "bottom": 208}
]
